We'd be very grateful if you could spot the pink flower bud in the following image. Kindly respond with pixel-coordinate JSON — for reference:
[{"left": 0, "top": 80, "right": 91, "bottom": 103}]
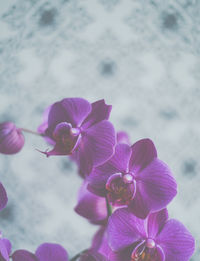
[{"left": 0, "top": 122, "right": 25, "bottom": 154}]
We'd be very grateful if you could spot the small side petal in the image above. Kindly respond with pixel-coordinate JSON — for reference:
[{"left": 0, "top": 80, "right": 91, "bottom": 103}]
[
  {"left": 76, "top": 120, "right": 116, "bottom": 175},
  {"left": 74, "top": 182, "right": 107, "bottom": 224},
  {"left": 82, "top": 99, "right": 112, "bottom": 129},
  {"left": 35, "top": 243, "right": 68, "bottom": 261},
  {"left": 156, "top": 219, "right": 195, "bottom": 261},
  {"left": 129, "top": 139, "right": 157, "bottom": 173},
  {"left": 0, "top": 183, "right": 8, "bottom": 211},
  {"left": 108, "top": 208, "right": 146, "bottom": 251},
  {"left": 12, "top": 250, "right": 38, "bottom": 261},
  {"left": 147, "top": 209, "right": 169, "bottom": 238}
]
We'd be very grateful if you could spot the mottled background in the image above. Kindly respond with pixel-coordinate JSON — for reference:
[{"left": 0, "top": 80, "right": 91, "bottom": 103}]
[{"left": 0, "top": 0, "right": 199, "bottom": 260}]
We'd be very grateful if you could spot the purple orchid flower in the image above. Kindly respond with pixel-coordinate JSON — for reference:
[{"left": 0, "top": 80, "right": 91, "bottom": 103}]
[
  {"left": 0, "top": 183, "right": 8, "bottom": 211},
  {"left": 74, "top": 181, "right": 107, "bottom": 225},
  {"left": 88, "top": 139, "right": 177, "bottom": 219},
  {"left": 0, "top": 232, "right": 12, "bottom": 261},
  {"left": 107, "top": 208, "right": 195, "bottom": 261},
  {"left": 38, "top": 98, "right": 116, "bottom": 175},
  {"left": 12, "top": 243, "right": 68, "bottom": 261},
  {"left": 0, "top": 122, "right": 25, "bottom": 155}
]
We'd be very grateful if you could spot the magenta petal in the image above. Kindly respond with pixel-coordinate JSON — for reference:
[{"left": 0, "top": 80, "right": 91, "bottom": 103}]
[
  {"left": 48, "top": 98, "right": 91, "bottom": 130},
  {"left": 129, "top": 139, "right": 157, "bottom": 173},
  {"left": 147, "top": 209, "right": 168, "bottom": 239},
  {"left": 108, "top": 208, "right": 146, "bottom": 251},
  {"left": 116, "top": 131, "right": 130, "bottom": 145},
  {"left": 0, "top": 239, "right": 9, "bottom": 261},
  {"left": 2, "top": 239, "right": 11, "bottom": 255},
  {"left": 35, "top": 243, "right": 68, "bottom": 261},
  {"left": 156, "top": 219, "right": 195, "bottom": 261},
  {"left": 128, "top": 186, "right": 150, "bottom": 219},
  {"left": 0, "top": 183, "right": 8, "bottom": 211},
  {"left": 82, "top": 99, "right": 112, "bottom": 129},
  {"left": 107, "top": 144, "right": 132, "bottom": 173},
  {"left": 74, "top": 182, "right": 107, "bottom": 224},
  {"left": 92, "top": 226, "right": 111, "bottom": 258},
  {"left": 138, "top": 159, "right": 177, "bottom": 212},
  {"left": 76, "top": 120, "right": 116, "bottom": 175},
  {"left": 12, "top": 250, "right": 38, "bottom": 261}
]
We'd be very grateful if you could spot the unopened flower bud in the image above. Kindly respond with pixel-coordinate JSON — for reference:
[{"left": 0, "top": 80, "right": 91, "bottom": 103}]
[{"left": 0, "top": 122, "right": 25, "bottom": 154}]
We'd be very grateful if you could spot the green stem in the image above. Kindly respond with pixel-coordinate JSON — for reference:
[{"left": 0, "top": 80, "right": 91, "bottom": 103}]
[
  {"left": 70, "top": 249, "right": 87, "bottom": 261},
  {"left": 106, "top": 196, "right": 112, "bottom": 217},
  {"left": 20, "top": 128, "right": 44, "bottom": 137}
]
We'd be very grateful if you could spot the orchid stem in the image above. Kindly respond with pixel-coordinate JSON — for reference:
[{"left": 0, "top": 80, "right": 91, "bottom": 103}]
[
  {"left": 20, "top": 128, "right": 44, "bottom": 137},
  {"left": 70, "top": 249, "right": 87, "bottom": 261},
  {"left": 106, "top": 196, "right": 112, "bottom": 217}
]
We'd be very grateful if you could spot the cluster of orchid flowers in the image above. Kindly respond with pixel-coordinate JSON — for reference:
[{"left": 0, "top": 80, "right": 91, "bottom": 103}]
[{"left": 0, "top": 98, "right": 195, "bottom": 261}]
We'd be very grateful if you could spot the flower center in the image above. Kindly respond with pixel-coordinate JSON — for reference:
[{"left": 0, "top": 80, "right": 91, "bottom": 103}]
[
  {"left": 106, "top": 173, "right": 136, "bottom": 206},
  {"left": 131, "top": 239, "right": 156, "bottom": 261},
  {"left": 53, "top": 122, "right": 81, "bottom": 154}
]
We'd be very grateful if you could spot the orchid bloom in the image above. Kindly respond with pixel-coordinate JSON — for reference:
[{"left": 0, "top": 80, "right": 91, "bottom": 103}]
[
  {"left": 88, "top": 139, "right": 177, "bottom": 219},
  {"left": 0, "top": 122, "right": 24, "bottom": 155},
  {"left": 107, "top": 208, "right": 195, "bottom": 261},
  {"left": 38, "top": 98, "right": 116, "bottom": 175},
  {"left": 12, "top": 243, "right": 68, "bottom": 261}
]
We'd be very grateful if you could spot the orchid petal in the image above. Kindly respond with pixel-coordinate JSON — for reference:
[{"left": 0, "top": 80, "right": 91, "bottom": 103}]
[
  {"left": 48, "top": 98, "right": 91, "bottom": 132},
  {"left": 82, "top": 99, "right": 112, "bottom": 129},
  {"left": 12, "top": 250, "right": 38, "bottom": 261},
  {"left": 35, "top": 243, "right": 68, "bottom": 261},
  {"left": 147, "top": 209, "right": 168, "bottom": 238},
  {"left": 138, "top": 159, "right": 177, "bottom": 212},
  {"left": 76, "top": 120, "right": 116, "bottom": 175},
  {"left": 74, "top": 182, "right": 107, "bottom": 224},
  {"left": 129, "top": 139, "right": 157, "bottom": 173},
  {"left": 108, "top": 208, "right": 146, "bottom": 251},
  {"left": 1, "top": 239, "right": 11, "bottom": 255},
  {"left": 0, "top": 239, "right": 9, "bottom": 261},
  {"left": 129, "top": 159, "right": 176, "bottom": 219},
  {"left": 156, "top": 219, "right": 195, "bottom": 261}
]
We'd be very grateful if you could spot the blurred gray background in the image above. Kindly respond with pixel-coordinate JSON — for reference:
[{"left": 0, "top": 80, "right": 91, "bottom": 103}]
[{"left": 0, "top": 0, "right": 199, "bottom": 260}]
